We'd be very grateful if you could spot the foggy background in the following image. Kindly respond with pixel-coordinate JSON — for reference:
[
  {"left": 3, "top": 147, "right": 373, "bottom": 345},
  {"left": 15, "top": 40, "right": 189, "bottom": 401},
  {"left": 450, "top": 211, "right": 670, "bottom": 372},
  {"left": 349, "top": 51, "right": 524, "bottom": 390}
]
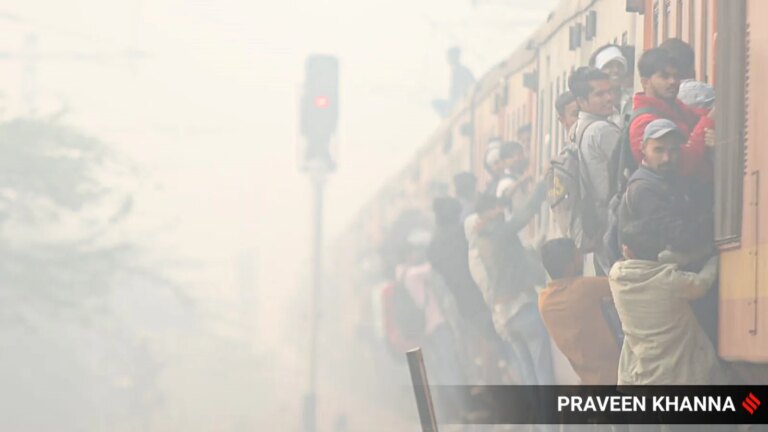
[{"left": 0, "top": 0, "right": 556, "bottom": 430}]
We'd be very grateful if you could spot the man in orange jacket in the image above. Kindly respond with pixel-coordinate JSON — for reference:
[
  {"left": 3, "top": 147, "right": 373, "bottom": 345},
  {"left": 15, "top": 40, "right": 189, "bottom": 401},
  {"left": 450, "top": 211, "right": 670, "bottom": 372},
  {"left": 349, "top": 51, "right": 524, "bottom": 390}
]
[{"left": 538, "top": 238, "right": 620, "bottom": 385}]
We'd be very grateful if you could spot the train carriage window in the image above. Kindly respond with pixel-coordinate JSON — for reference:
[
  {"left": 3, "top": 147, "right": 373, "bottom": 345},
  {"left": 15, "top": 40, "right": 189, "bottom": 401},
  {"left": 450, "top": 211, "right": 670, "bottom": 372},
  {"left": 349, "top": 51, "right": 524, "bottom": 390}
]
[
  {"left": 714, "top": 0, "right": 746, "bottom": 244},
  {"left": 676, "top": 0, "right": 683, "bottom": 38},
  {"left": 585, "top": 11, "right": 597, "bottom": 41},
  {"left": 626, "top": 0, "right": 646, "bottom": 13}
]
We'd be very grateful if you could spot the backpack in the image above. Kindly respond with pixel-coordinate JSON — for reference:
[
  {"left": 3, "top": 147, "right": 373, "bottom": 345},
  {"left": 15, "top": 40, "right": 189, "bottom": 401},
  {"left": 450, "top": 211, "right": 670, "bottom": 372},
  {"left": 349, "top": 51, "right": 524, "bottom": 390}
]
[
  {"left": 390, "top": 267, "right": 426, "bottom": 344},
  {"left": 546, "top": 119, "right": 603, "bottom": 251},
  {"left": 607, "top": 106, "right": 665, "bottom": 198}
]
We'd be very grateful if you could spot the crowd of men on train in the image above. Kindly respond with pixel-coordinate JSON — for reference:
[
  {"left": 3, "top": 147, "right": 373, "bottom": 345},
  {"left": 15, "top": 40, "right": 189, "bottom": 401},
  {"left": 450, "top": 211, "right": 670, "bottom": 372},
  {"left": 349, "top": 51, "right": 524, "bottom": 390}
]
[{"left": 377, "top": 39, "right": 729, "bottom": 404}]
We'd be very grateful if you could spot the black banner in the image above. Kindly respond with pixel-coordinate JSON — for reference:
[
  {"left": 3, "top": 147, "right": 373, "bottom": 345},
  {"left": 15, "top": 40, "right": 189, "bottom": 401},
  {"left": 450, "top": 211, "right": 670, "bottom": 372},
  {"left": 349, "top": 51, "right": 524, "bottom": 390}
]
[{"left": 429, "top": 386, "right": 767, "bottom": 424}]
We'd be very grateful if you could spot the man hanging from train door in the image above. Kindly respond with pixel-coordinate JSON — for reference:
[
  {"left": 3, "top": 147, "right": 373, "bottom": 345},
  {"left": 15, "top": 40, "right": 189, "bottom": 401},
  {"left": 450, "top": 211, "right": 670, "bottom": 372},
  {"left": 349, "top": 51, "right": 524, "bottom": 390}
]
[
  {"left": 538, "top": 237, "right": 621, "bottom": 385},
  {"left": 590, "top": 44, "right": 634, "bottom": 128},
  {"left": 564, "top": 66, "right": 621, "bottom": 275},
  {"left": 618, "top": 118, "right": 719, "bottom": 349},
  {"left": 604, "top": 46, "right": 716, "bottom": 266},
  {"left": 470, "top": 178, "right": 555, "bottom": 386},
  {"left": 427, "top": 197, "right": 496, "bottom": 339},
  {"left": 628, "top": 47, "right": 715, "bottom": 183},
  {"left": 609, "top": 220, "right": 731, "bottom": 390},
  {"left": 659, "top": 38, "right": 715, "bottom": 112},
  {"left": 622, "top": 48, "right": 719, "bottom": 344}
]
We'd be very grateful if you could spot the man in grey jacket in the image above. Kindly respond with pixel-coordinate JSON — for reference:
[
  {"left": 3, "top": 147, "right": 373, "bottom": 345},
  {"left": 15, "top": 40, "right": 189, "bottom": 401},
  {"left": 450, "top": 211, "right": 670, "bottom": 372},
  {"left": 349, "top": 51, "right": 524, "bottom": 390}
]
[{"left": 568, "top": 67, "right": 621, "bottom": 273}]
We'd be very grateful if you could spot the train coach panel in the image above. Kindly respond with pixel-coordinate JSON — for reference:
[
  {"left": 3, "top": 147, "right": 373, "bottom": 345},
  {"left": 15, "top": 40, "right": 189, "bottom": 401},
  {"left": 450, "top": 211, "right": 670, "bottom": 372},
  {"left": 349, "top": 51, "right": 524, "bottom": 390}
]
[{"left": 719, "top": 0, "right": 768, "bottom": 362}]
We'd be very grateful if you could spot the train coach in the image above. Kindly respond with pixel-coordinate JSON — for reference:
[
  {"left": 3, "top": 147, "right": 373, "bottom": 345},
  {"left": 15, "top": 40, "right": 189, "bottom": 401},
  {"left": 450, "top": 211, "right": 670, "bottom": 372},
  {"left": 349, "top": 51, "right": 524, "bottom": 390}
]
[{"left": 331, "top": 0, "right": 768, "bottom": 382}]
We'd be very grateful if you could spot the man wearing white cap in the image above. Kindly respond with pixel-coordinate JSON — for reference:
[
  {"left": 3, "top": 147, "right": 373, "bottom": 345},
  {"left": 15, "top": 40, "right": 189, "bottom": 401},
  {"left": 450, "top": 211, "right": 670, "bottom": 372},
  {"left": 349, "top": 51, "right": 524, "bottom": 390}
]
[
  {"left": 590, "top": 44, "right": 633, "bottom": 127},
  {"left": 483, "top": 139, "right": 527, "bottom": 194}
]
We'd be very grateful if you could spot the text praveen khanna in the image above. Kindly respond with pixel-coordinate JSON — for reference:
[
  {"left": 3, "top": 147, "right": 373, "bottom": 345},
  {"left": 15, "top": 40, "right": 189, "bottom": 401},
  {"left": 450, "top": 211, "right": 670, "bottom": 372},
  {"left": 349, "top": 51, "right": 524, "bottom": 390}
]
[{"left": 557, "top": 396, "right": 736, "bottom": 413}]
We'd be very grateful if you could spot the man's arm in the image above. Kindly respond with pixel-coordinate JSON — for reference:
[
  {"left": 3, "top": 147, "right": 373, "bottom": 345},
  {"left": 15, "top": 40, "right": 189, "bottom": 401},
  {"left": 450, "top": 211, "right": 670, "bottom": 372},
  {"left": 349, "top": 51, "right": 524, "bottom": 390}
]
[
  {"left": 629, "top": 114, "right": 655, "bottom": 164},
  {"left": 497, "top": 174, "right": 532, "bottom": 199},
  {"left": 497, "top": 181, "right": 546, "bottom": 238},
  {"left": 679, "top": 111, "right": 714, "bottom": 177},
  {"left": 658, "top": 247, "right": 716, "bottom": 268},
  {"left": 674, "top": 255, "right": 718, "bottom": 299}
]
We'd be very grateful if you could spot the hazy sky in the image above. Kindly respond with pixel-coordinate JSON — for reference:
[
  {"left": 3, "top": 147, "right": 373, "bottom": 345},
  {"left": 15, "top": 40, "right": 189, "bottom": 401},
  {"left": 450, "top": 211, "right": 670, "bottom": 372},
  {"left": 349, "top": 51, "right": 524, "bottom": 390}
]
[
  {"left": 0, "top": 0, "right": 563, "bottom": 428},
  {"left": 0, "top": 0, "right": 556, "bottom": 307}
]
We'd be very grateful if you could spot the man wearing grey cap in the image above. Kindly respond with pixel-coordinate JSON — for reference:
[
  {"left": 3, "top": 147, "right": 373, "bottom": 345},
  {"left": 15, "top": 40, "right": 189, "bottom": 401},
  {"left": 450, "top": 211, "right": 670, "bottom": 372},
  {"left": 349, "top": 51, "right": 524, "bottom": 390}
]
[
  {"left": 615, "top": 118, "right": 720, "bottom": 353},
  {"left": 618, "top": 119, "right": 714, "bottom": 257}
]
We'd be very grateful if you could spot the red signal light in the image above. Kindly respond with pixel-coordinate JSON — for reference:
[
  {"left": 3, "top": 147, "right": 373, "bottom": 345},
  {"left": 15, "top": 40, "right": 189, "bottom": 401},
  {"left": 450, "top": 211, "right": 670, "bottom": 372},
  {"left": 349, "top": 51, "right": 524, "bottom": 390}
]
[{"left": 314, "top": 95, "right": 330, "bottom": 108}]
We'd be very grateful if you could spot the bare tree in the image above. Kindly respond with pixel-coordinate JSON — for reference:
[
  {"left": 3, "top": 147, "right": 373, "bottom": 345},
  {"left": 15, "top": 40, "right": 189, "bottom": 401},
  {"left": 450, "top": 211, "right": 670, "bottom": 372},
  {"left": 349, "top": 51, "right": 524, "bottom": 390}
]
[{"left": 0, "top": 118, "right": 177, "bottom": 432}]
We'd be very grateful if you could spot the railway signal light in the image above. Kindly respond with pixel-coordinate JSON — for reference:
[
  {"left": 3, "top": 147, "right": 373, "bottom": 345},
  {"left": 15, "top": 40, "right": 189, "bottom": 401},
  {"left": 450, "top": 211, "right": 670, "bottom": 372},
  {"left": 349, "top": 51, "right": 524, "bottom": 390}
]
[{"left": 301, "top": 55, "right": 338, "bottom": 171}]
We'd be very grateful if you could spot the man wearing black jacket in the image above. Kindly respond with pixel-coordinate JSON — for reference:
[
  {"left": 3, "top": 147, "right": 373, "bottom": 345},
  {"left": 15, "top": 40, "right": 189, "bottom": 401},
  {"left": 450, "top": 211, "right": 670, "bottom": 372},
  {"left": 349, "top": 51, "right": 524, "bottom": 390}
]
[
  {"left": 427, "top": 197, "right": 494, "bottom": 330},
  {"left": 618, "top": 119, "right": 713, "bottom": 257},
  {"left": 473, "top": 181, "right": 554, "bottom": 385}
]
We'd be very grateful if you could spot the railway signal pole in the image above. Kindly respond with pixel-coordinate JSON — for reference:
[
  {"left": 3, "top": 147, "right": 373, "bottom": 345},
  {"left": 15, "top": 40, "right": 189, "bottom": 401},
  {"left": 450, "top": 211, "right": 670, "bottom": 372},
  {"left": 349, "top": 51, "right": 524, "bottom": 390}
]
[{"left": 299, "top": 54, "right": 338, "bottom": 432}]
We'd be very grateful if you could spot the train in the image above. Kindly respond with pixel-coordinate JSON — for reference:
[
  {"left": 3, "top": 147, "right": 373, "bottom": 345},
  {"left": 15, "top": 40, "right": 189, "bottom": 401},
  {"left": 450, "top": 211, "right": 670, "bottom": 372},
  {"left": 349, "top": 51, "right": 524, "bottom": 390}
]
[{"left": 329, "top": 0, "right": 768, "bottom": 382}]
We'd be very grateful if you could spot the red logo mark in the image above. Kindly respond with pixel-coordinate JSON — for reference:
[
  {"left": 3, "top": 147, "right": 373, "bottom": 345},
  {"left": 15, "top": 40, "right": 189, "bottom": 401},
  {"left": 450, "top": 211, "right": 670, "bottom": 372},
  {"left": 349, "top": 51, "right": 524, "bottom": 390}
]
[{"left": 743, "top": 393, "right": 761, "bottom": 415}]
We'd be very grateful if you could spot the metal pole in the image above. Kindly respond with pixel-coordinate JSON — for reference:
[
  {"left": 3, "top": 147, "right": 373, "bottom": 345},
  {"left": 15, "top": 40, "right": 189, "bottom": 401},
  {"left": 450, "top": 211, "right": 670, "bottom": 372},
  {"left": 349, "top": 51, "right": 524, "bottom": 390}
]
[
  {"left": 406, "top": 348, "right": 440, "bottom": 432},
  {"left": 304, "top": 164, "right": 326, "bottom": 432}
]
